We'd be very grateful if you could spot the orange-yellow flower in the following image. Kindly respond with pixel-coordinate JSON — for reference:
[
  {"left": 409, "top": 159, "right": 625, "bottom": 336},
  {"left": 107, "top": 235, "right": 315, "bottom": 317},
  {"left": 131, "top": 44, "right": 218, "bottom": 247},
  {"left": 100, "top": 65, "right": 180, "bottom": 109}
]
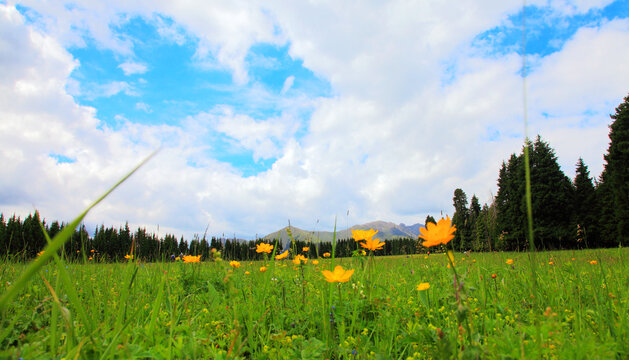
[
  {"left": 352, "top": 229, "right": 378, "bottom": 242},
  {"left": 506, "top": 259, "right": 514, "bottom": 265},
  {"left": 312, "top": 260, "right": 319, "bottom": 265},
  {"left": 360, "top": 238, "right": 385, "bottom": 251},
  {"left": 124, "top": 254, "right": 133, "bottom": 260},
  {"left": 88, "top": 257, "right": 93, "bottom": 260},
  {"left": 259, "top": 266, "right": 267, "bottom": 272},
  {"left": 90, "top": 249, "right": 95, "bottom": 253},
  {"left": 321, "top": 265, "right": 355, "bottom": 283},
  {"left": 589, "top": 260, "right": 597, "bottom": 265},
  {"left": 419, "top": 216, "right": 456, "bottom": 247},
  {"left": 275, "top": 249, "right": 289, "bottom": 260},
  {"left": 293, "top": 254, "right": 308, "bottom": 265},
  {"left": 256, "top": 243, "right": 274, "bottom": 254},
  {"left": 323, "top": 252, "right": 331, "bottom": 258},
  {"left": 183, "top": 255, "right": 201, "bottom": 263},
  {"left": 37, "top": 251, "right": 44, "bottom": 257},
  {"left": 416, "top": 282, "right": 430, "bottom": 291},
  {"left": 229, "top": 260, "right": 241, "bottom": 268},
  {"left": 302, "top": 247, "right": 310, "bottom": 252},
  {"left": 245, "top": 271, "right": 250, "bottom": 275}
]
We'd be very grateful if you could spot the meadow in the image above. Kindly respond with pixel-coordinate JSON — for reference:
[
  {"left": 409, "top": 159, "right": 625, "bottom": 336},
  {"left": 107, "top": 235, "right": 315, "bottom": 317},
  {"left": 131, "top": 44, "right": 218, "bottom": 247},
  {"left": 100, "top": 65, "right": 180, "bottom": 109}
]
[{"left": 1, "top": 246, "right": 628, "bottom": 359}]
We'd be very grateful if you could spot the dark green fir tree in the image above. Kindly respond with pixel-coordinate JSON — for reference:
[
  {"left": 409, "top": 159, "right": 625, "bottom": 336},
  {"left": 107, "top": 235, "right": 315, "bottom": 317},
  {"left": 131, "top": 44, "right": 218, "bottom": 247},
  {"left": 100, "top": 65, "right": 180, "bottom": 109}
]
[
  {"left": 573, "top": 158, "right": 598, "bottom": 247},
  {"left": 599, "top": 93, "right": 629, "bottom": 246}
]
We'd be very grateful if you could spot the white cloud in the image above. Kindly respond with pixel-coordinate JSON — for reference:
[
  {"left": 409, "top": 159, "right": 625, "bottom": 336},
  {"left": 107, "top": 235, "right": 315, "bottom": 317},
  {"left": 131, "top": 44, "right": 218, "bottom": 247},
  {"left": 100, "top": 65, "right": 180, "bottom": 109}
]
[
  {"left": 280, "top": 75, "right": 294, "bottom": 95},
  {"left": 1, "top": 1, "right": 628, "bottom": 239},
  {"left": 135, "top": 102, "right": 151, "bottom": 113},
  {"left": 119, "top": 61, "right": 148, "bottom": 75}
]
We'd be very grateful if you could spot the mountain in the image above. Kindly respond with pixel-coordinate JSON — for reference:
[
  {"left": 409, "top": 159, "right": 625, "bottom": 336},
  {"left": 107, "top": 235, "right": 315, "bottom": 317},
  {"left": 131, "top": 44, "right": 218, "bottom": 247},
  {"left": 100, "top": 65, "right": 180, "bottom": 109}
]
[{"left": 262, "top": 221, "right": 422, "bottom": 245}]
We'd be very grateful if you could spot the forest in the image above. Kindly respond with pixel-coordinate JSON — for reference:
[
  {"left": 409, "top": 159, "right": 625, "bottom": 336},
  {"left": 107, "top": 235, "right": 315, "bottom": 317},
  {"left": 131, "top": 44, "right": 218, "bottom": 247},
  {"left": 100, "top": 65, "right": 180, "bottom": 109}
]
[{"left": 1, "top": 94, "right": 628, "bottom": 262}]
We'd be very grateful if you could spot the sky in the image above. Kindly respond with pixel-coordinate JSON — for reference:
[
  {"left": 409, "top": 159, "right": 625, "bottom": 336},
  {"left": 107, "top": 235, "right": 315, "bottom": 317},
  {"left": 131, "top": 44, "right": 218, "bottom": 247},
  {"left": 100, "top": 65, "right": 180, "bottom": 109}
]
[{"left": 1, "top": 0, "right": 629, "bottom": 239}]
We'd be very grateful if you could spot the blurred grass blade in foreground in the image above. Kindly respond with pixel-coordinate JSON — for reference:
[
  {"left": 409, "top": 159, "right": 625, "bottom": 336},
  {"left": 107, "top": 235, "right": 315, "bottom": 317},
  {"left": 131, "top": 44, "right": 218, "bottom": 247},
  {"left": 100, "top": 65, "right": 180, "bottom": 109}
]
[{"left": 0, "top": 149, "right": 159, "bottom": 313}]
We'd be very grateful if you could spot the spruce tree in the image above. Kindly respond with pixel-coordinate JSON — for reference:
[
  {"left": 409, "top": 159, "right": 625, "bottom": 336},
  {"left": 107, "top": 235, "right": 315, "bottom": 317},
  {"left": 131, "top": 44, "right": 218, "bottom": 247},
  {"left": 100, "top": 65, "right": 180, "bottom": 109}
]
[
  {"left": 529, "top": 136, "right": 573, "bottom": 249},
  {"left": 600, "top": 94, "right": 629, "bottom": 245},
  {"left": 496, "top": 137, "right": 573, "bottom": 250},
  {"left": 596, "top": 171, "right": 617, "bottom": 246},
  {"left": 573, "top": 158, "right": 598, "bottom": 247},
  {"left": 0, "top": 214, "right": 6, "bottom": 255},
  {"left": 468, "top": 195, "right": 481, "bottom": 250},
  {"left": 452, "top": 188, "right": 469, "bottom": 251},
  {"left": 496, "top": 155, "right": 526, "bottom": 250}
]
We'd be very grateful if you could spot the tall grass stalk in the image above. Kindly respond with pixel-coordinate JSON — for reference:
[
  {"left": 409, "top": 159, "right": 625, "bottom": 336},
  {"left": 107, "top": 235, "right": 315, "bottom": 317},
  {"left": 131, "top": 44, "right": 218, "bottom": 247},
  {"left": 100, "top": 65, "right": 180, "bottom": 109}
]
[{"left": 0, "top": 149, "right": 158, "bottom": 313}]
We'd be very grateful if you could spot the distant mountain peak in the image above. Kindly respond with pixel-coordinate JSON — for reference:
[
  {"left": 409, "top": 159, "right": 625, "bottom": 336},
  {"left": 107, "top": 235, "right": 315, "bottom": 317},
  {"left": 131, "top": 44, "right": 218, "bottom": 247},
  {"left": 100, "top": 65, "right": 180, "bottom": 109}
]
[{"left": 263, "top": 220, "right": 422, "bottom": 242}]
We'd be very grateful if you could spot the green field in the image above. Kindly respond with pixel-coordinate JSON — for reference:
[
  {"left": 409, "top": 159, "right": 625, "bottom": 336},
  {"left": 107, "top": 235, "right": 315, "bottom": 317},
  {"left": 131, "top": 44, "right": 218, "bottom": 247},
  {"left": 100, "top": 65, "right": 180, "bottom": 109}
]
[{"left": 1, "top": 248, "right": 627, "bottom": 359}]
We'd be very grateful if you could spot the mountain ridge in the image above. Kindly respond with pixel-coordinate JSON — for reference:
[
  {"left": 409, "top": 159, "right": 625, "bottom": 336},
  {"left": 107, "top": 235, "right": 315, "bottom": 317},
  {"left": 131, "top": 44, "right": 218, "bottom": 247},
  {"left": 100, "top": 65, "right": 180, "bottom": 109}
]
[{"left": 262, "top": 220, "right": 424, "bottom": 244}]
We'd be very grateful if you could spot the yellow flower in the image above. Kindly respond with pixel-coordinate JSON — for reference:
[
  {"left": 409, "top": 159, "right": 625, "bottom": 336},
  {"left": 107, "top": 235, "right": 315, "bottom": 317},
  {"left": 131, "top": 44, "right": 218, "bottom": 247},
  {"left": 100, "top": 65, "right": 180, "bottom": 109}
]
[
  {"left": 417, "top": 282, "right": 430, "bottom": 291},
  {"left": 506, "top": 259, "right": 514, "bottom": 265},
  {"left": 302, "top": 247, "right": 310, "bottom": 252},
  {"left": 229, "top": 261, "right": 241, "bottom": 268},
  {"left": 293, "top": 254, "right": 308, "bottom": 265},
  {"left": 360, "top": 250, "right": 366, "bottom": 256},
  {"left": 275, "top": 249, "right": 289, "bottom": 260},
  {"left": 323, "top": 252, "right": 331, "bottom": 258},
  {"left": 183, "top": 255, "right": 201, "bottom": 263},
  {"left": 352, "top": 229, "right": 378, "bottom": 242},
  {"left": 419, "top": 216, "right": 456, "bottom": 247},
  {"left": 589, "top": 260, "right": 597, "bottom": 265},
  {"left": 360, "top": 238, "right": 385, "bottom": 251},
  {"left": 260, "top": 266, "right": 267, "bottom": 272},
  {"left": 175, "top": 256, "right": 181, "bottom": 261},
  {"left": 312, "top": 260, "right": 319, "bottom": 265},
  {"left": 124, "top": 254, "right": 133, "bottom": 260},
  {"left": 321, "top": 265, "right": 355, "bottom": 283},
  {"left": 256, "top": 243, "right": 274, "bottom": 254},
  {"left": 245, "top": 271, "right": 250, "bottom": 275}
]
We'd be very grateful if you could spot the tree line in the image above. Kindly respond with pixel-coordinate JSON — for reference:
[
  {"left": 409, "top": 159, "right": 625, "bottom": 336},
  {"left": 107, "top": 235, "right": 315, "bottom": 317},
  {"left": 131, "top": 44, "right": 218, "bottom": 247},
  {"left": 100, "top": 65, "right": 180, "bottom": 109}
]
[
  {"left": 448, "top": 93, "right": 629, "bottom": 251},
  {"left": 0, "top": 212, "right": 419, "bottom": 262}
]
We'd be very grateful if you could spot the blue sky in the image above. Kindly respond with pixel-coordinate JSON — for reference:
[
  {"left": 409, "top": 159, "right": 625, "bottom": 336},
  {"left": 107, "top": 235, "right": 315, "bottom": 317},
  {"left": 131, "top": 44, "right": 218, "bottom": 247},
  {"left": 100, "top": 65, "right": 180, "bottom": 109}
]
[
  {"left": 1, "top": 1, "right": 629, "bottom": 238},
  {"left": 55, "top": 14, "right": 332, "bottom": 175}
]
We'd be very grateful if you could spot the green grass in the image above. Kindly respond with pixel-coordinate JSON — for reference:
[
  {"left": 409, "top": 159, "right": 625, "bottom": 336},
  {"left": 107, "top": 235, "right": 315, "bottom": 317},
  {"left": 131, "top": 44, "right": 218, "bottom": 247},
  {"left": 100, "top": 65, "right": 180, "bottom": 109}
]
[{"left": 1, "top": 248, "right": 628, "bottom": 359}]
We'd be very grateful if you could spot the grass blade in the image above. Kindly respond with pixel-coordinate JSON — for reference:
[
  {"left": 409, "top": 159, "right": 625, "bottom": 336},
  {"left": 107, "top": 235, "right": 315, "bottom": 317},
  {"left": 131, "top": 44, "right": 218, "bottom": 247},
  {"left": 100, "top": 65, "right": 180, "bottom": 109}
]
[{"left": 0, "top": 149, "right": 158, "bottom": 313}]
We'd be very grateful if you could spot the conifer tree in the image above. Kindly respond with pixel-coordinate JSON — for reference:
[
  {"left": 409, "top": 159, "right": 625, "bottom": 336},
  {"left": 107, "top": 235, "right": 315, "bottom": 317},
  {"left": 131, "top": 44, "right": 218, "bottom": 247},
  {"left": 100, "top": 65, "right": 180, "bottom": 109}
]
[
  {"left": 599, "top": 94, "right": 629, "bottom": 245},
  {"left": 452, "top": 188, "right": 469, "bottom": 251},
  {"left": 573, "top": 158, "right": 598, "bottom": 247},
  {"left": 496, "top": 137, "right": 573, "bottom": 250},
  {"left": 496, "top": 155, "right": 526, "bottom": 250},
  {"left": 0, "top": 214, "right": 6, "bottom": 255},
  {"left": 529, "top": 136, "right": 573, "bottom": 249}
]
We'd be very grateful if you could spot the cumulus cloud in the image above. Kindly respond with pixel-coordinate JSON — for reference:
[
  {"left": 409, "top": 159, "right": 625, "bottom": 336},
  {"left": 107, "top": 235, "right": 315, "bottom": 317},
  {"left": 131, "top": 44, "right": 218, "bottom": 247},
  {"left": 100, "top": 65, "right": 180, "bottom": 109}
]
[{"left": 1, "top": 1, "right": 628, "bottom": 239}]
